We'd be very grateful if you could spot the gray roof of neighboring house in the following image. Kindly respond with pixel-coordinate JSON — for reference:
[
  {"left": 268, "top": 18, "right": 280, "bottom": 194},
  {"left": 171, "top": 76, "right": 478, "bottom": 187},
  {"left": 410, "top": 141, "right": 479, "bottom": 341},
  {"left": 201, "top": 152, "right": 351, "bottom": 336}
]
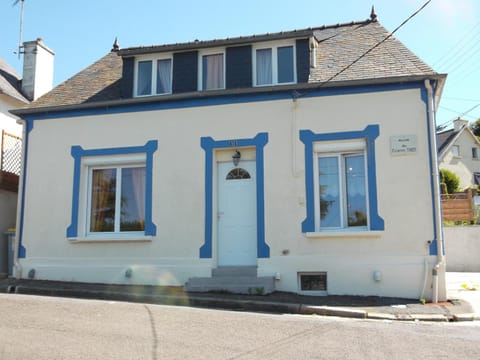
[
  {"left": 437, "top": 128, "right": 458, "bottom": 155},
  {"left": 0, "top": 56, "right": 29, "bottom": 104},
  {"left": 437, "top": 124, "right": 480, "bottom": 160},
  {"left": 15, "top": 17, "right": 444, "bottom": 113}
]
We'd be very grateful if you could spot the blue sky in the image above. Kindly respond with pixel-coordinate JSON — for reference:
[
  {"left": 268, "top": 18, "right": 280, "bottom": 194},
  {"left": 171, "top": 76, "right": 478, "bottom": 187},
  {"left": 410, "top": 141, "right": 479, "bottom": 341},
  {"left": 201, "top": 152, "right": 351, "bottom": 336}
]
[{"left": 1, "top": 0, "right": 479, "bottom": 128}]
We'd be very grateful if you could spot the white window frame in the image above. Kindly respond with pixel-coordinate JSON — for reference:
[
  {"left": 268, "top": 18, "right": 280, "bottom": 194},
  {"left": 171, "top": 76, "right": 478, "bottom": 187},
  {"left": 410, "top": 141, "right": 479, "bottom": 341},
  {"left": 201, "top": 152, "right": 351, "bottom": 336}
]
[
  {"left": 81, "top": 154, "right": 147, "bottom": 240},
  {"left": 86, "top": 164, "right": 146, "bottom": 236},
  {"left": 312, "top": 140, "right": 370, "bottom": 232},
  {"left": 134, "top": 55, "right": 173, "bottom": 97},
  {"left": 452, "top": 145, "right": 460, "bottom": 158},
  {"left": 198, "top": 48, "right": 225, "bottom": 91},
  {"left": 252, "top": 40, "right": 297, "bottom": 87},
  {"left": 472, "top": 147, "right": 478, "bottom": 160}
]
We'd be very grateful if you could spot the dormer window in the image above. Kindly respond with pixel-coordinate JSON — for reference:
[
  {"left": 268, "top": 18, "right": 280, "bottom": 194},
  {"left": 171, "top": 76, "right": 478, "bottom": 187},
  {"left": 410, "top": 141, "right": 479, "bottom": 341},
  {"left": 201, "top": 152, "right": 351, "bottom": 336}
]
[
  {"left": 135, "top": 57, "right": 172, "bottom": 97},
  {"left": 253, "top": 41, "right": 296, "bottom": 86},
  {"left": 199, "top": 50, "right": 225, "bottom": 91}
]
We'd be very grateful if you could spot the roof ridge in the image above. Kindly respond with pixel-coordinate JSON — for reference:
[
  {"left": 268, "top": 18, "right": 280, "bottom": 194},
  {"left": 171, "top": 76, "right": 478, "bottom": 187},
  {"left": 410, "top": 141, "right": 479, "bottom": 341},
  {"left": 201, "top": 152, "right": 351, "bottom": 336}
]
[{"left": 119, "top": 19, "right": 374, "bottom": 56}]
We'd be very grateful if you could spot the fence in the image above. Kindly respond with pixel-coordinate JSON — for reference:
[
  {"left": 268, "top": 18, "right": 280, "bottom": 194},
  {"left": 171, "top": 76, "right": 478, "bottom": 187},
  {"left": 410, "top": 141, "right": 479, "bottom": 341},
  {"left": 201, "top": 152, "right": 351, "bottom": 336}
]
[
  {"left": 1, "top": 130, "right": 22, "bottom": 176},
  {"left": 441, "top": 189, "right": 476, "bottom": 223}
]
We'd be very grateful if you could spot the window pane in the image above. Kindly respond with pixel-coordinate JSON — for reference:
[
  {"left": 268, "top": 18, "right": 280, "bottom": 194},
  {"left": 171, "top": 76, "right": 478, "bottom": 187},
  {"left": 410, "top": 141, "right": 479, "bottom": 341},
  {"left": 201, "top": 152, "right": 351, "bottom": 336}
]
[
  {"left": 345, "top": 155, "right": 367, "bottom": 227},
  {"left": 90, "top": 169, "right": 116, "bottom": 232},
  {"left": 256, "top": 49, "right": 272, "bottom": 85},
  {"left": 202, "top": 54, "right": 224, "bottom": 90},
  {"left": 137, "top": 61, "right": 152, "bottom": 96},
  {"left": 318, "top": 157, "right": 341, "bottom": 228},
  {"left": 120, "top": 167, "right": 146, "bottom": 231},
  {"left": 156, "top": 59, "right": 172, "bottom": 94},
  {"left": 277, "top": 46, "right": 294, "bottom": 83}
]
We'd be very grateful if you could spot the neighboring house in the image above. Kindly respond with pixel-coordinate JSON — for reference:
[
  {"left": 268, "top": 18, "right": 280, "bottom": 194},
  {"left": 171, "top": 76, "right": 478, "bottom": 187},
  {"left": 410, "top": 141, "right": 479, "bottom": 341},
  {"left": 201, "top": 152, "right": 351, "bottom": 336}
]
[
  {"left": 437, "top": 118, "right": 480, "bottom": 189},
  {"left": 11, "top": 12, "right": 447, "bottom": 301},
  {"left": 0, "top": 56, "right": 27, "bottom": 247},
  {"left": 0, "top": 39, "right": 54, "bottom": 276}
]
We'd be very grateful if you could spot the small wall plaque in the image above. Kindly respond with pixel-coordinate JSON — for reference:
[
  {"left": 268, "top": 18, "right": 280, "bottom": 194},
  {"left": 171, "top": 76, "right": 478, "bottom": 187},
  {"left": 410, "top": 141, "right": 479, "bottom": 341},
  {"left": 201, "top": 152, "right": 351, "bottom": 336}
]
[{"left": 390, "top": 135, "right": 417, "bottom": 155}]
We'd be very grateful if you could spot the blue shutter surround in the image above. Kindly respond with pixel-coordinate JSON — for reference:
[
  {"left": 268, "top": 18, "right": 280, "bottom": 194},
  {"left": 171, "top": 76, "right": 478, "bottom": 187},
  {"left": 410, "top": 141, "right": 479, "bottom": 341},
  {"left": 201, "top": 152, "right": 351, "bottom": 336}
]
[
  {"left": 296, "top": 39, "right": 310, "bottom": 84},
  {"left": 121, "top": 57, "right": 135, "bottom": 98},
  {"left": 226, "top": 45, "right": 252, "bottom": 89},
  {"left": 172, "top": 51, "right": 198, "bottom": 93}
]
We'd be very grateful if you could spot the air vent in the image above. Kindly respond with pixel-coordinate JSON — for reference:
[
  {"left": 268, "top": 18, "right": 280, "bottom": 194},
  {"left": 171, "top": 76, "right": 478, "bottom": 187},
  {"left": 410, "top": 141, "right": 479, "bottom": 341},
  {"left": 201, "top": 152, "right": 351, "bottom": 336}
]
[{"left": 299, "top": 272, "right": 327, "bottom": 291}]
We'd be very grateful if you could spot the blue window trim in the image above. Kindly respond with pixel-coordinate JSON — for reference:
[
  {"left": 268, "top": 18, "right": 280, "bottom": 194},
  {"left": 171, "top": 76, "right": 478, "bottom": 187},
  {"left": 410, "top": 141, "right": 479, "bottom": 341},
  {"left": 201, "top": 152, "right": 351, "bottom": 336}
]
[
  {"left": 200, "top": 133, "right": 269, "bottom": 259},
  {"left": 300, "top": 125, "right": 384, "bottom": 233},
  {"left": 66, "top": 140, "right": 158, "bottom": 238}
]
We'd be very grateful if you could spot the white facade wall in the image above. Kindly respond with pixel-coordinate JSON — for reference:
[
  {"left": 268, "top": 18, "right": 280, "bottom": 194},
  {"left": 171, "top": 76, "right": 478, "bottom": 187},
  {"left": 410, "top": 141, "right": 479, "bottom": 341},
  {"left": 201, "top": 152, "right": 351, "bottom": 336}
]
[{"left": 17, "top": 86, "right": 441, "bottom": 299}]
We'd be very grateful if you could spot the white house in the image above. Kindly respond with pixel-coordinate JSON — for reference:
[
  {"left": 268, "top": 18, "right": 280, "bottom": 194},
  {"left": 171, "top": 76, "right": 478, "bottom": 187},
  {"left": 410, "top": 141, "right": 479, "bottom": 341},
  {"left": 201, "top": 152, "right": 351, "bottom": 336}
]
[
  {"left": 0, "top": 39, "right": 54, "bottom": 276},
  {"left": 437, "top": 118, "right": 480, "bottom": 190},
  {"left": 11, "top": 12, "right": 447, "bottom": 301}
]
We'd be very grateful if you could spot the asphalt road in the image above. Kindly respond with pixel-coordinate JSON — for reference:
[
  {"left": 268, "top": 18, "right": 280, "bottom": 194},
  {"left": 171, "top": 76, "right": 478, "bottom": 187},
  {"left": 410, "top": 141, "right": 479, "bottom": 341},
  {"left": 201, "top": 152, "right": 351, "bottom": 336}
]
[{"left": 0, "top": 294, "right": 479, "bottom": 360}]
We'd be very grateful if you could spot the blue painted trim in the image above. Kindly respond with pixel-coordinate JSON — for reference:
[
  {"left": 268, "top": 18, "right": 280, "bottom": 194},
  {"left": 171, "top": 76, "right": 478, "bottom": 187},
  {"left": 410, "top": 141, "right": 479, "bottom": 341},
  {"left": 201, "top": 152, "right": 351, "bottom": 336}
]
[
  {"left": 200, "top": 133, "right": 269, "bottom": 259},
  {"left": 16, "top": 119, "right": 34, "bottom": 258},
  {"left": 23, "top": 82, "right": 425, "bottom": 122},
  {"left": 300, "top": 125, "right": 384, "bottom": 233},
  {"left": 66, "top": 140, "right": 158, "bottom": 238}
]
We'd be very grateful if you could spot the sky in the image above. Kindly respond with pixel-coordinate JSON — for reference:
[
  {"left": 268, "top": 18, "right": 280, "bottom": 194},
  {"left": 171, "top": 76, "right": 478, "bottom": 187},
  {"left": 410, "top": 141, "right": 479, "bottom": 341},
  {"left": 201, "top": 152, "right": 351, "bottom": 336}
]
[{"left": 1, "top": 0, "right": 479, "bottom": 129}]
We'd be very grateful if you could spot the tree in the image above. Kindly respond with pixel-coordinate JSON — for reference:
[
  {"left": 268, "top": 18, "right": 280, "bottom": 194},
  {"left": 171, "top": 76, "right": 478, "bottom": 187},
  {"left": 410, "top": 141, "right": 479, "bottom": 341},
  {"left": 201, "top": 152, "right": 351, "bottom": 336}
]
[
  {"left": 440, "top": 169, "right": 460, "bottom": 194},
  {"left": 471, "top": 119, "right": 480, "bottom": 138}
]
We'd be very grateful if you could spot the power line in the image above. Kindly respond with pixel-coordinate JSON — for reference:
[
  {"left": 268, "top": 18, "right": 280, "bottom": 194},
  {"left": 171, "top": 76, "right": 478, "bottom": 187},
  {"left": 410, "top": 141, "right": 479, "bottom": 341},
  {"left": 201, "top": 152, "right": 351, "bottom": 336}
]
[
  {"left": 321, "top": 0, "right": 432, "bottom": 85},
  {"left": 442, "top": 97, "right": 480, "bottom": 102},
  {"left": 433, "top": 21, "right": 480, "bottom": 69}
]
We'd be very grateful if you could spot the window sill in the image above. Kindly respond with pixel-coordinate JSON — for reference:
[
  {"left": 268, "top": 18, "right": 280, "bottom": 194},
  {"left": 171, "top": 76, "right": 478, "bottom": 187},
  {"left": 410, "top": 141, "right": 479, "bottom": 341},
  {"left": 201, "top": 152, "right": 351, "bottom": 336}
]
[
  {"left": 305, "top": 231, "right": 383, "bottom": 239},
  {"left": 68, "top": 236, "right": 153, "bottom": 243}
]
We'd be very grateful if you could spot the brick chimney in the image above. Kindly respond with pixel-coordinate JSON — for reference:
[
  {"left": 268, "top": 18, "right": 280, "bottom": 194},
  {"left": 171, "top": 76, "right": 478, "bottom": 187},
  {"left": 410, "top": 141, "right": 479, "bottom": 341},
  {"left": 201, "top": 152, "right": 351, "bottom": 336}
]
[{"left": 21, "top": 38, "right": 55, "bottom": 101}]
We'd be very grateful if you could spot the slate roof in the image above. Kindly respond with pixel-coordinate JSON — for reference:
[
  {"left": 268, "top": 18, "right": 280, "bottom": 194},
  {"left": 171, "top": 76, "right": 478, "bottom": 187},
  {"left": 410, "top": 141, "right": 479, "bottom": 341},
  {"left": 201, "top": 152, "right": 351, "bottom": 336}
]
[
  {"left": 18, "top": 17, "right": 443, "bottom": 113},
  {"left": 437, "top": 128, "right": 459, "bottom": 155},
  {"left": 0, "top": 56, "right": 29, "bottom": 104}
]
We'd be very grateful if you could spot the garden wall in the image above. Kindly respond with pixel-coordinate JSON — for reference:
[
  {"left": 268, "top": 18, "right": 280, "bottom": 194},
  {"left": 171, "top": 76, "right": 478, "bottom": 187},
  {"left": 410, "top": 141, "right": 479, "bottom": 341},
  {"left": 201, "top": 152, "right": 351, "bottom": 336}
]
[{"left": 444, "top": 226, "right": 480, "bottom": 272}]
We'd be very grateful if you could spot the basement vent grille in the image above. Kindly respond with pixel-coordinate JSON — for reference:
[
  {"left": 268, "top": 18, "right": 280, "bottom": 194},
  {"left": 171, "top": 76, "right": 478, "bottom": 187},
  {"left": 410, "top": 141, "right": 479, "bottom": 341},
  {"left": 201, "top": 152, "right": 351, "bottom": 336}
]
[{"left": 299, "top": 272, "right": 327, "bottom": 291}]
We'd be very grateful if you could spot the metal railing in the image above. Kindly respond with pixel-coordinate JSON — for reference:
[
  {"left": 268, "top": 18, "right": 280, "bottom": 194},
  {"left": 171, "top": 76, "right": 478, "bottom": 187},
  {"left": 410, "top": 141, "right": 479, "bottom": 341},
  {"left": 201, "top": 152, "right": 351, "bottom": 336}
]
[{"left": 1, "top": 130, "right": 22, "bottom": 176}]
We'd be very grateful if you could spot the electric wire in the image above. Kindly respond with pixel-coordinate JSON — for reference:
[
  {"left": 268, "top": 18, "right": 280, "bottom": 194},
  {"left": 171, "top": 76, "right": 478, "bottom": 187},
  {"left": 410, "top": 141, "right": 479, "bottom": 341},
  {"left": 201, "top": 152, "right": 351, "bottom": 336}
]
[{"left": 320, "top": 0, "right": 432, "bottom": 85}]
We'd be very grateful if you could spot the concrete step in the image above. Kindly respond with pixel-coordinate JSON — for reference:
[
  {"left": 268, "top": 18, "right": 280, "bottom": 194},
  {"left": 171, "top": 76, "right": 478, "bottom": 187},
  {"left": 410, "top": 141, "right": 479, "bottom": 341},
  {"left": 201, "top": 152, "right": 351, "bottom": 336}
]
[
  {"left": 211, "top": 266, "right": 257, "bottom": 278},
  {"left": 185, "top": 275, "right": 275, "bottom": 295}
]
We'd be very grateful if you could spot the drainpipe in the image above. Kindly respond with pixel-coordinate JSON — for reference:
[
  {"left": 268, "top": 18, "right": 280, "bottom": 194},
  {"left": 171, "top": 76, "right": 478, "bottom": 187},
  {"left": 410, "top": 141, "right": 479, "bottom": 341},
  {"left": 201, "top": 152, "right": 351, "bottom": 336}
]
[
  {"left": 424, "top": 79, "right": 445, "bottom": 303},
  {"left": 12, "top": 118, "right": 27, "bottom": 279}
]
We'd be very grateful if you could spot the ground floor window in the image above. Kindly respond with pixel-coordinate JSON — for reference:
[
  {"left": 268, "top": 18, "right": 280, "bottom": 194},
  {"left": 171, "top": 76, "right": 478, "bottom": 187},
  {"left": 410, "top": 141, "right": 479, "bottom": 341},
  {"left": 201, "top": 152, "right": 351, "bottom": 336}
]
[
  {"left": 67, "top": 141, "right": 157, "bottom": 239},
  {"left": 300, "top": 125, "right": 384, "bottom": 233},
  {"left": 316, "top": 150, "right": 368, "bottom": 231},
  {"left": 89, "top": 166, "right": 146, "bottom": 233}
]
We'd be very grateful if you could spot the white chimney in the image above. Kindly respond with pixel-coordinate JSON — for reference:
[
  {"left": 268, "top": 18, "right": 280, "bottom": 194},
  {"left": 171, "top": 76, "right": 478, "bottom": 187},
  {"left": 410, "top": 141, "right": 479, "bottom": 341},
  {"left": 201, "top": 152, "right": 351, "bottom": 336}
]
[
  {"left": 453, "top": 118, "right": 468, "bottom": 132},
  {"left": 21, "top": 38, "right": 55, "bottom": 101}
]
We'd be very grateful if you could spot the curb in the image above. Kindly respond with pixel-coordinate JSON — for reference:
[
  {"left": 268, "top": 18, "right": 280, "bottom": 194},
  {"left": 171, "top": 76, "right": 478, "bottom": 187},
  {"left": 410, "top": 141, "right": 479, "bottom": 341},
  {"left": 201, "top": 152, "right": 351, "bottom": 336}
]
[{"left": 2, "top": 283, "right": 474, "bottom": 322}]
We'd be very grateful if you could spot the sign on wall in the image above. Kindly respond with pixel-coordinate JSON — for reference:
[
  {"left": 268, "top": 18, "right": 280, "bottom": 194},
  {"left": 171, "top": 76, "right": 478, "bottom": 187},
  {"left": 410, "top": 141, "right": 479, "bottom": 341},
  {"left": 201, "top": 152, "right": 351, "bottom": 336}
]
[{"left": 390, "top": 135, "right": 417, "bottom": 155}]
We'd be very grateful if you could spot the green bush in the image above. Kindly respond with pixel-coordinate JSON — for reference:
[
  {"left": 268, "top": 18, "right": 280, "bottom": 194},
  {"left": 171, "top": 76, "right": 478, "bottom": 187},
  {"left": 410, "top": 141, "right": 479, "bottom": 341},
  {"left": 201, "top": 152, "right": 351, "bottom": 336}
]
[{"left": 440, "top": 169, "right": 460, "bottom": 194}]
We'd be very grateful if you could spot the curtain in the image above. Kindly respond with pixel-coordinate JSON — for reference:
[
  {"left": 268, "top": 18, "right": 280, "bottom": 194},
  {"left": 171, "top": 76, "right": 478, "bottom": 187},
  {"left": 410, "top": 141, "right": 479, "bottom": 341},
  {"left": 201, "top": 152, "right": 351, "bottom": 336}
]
[
  {"left": 90, "top": 168, "right": 116, "bottom": 232},
  {"left": 203, "top": 54, "right": 224, "bottom": 90},
  {"left": 120, "top": 167, "right": 146, "bottom": 231},
  {"left": 156, "top": 59, "right": 172, "bottom": 94},
  {"left": 256, "top": 49, "right": 272, "bottom": 85}
]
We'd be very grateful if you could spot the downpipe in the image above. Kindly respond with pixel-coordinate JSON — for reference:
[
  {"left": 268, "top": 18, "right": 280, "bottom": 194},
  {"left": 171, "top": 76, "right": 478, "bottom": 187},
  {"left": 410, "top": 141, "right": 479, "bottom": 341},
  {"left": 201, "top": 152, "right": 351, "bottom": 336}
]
[{"left": 424, "top": 79, "right": 445, "bottom": 303}]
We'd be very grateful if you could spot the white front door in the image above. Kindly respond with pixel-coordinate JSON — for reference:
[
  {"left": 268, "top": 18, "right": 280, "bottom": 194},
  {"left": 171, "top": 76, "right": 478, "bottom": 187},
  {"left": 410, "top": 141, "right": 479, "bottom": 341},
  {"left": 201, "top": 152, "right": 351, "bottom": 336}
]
[{"left": 217, "top": 161, "right": 257, "bottom": 266}]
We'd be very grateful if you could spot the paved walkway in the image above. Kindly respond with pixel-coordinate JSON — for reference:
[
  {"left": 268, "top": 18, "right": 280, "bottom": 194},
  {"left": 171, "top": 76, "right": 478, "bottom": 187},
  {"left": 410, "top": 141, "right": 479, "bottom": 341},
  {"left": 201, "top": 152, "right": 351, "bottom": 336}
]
[
  {"left": 446, "top": 272, "right": 480, "bottom": 318},
  {"left": 0, "top": 273, "right": 478, "bottom": 322}
]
